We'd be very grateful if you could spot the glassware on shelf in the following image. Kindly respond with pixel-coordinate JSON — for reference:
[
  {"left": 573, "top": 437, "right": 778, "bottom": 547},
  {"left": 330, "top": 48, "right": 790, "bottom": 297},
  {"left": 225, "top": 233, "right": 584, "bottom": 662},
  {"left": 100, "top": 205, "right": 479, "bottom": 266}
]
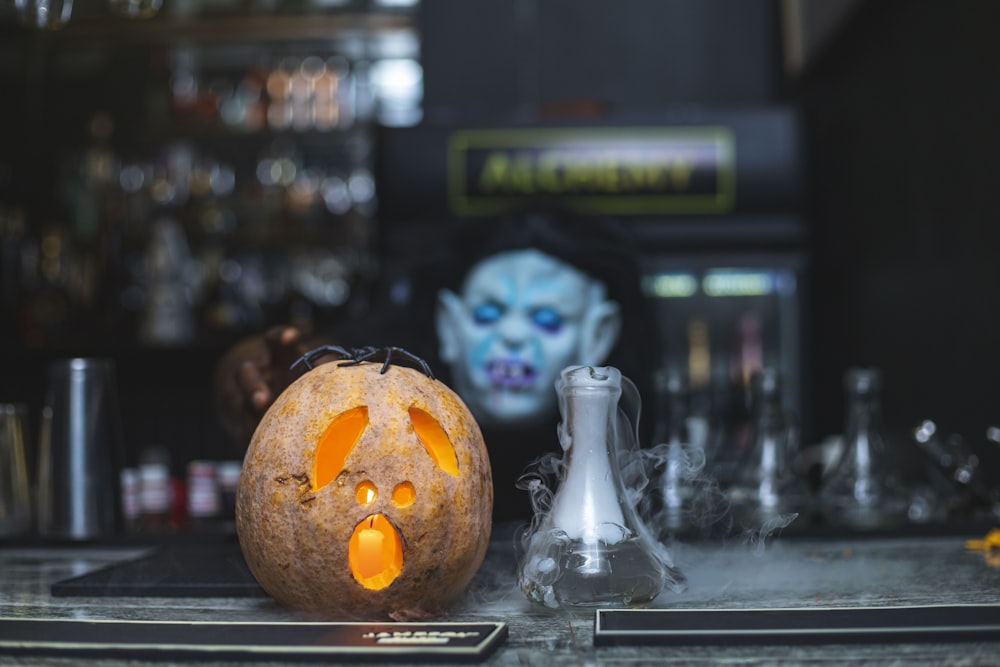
[
  {"left": 646, "top": 370, "right": 710, "bottom": 537},
  {"left": 15, "top": 0, "right": 73, "bottom": 29},
  {"left": 137, "top": 217, "right": 198, "bottom": 346},
  {"left": 914, "top": 420, "right": 997, "bottom": 518},
  {"left": 820, "top": 368, "right": 908, "bottom": 529},
  {"left": 727, "top": 367, "right": 809, "bottom": 529},
  {"left": 0, "top": 404, "right": 31, "bottom": 538},
  {"left": 107, "top": 0, "right": 162, "bottom": 19},
  {"left": 518, "top": 365, "right": 682, "bottom": 609}
]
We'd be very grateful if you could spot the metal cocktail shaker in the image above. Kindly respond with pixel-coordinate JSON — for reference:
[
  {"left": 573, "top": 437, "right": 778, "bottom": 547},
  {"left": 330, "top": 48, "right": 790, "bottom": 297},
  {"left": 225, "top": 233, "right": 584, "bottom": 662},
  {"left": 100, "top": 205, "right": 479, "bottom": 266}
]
[{"left": 36, "top": 358, "right": 124, "bottom": 540}]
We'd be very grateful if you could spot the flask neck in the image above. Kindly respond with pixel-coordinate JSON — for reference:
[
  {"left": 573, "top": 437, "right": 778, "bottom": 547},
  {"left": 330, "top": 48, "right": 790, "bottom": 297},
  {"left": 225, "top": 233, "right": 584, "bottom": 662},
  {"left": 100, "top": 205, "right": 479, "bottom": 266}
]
[
  {"left": 549, "top": 366, "right": 631, "bottom": 542},
  {"left": 845, "top": 393, "right": 881, "bottom": 437}
]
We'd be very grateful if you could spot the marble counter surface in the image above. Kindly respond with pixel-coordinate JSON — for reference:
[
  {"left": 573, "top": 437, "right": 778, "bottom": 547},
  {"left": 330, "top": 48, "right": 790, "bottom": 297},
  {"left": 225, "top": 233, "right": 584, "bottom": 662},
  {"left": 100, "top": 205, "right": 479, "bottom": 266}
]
[{"left": 1, "top": 529, "right": 999, "bottom": 666}]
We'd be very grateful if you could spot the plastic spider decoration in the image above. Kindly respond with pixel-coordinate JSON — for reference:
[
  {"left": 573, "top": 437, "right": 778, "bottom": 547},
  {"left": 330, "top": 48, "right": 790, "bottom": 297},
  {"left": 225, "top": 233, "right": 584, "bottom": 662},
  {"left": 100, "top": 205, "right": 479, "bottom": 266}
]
[{"left": 291, "top": 345, "right": 436, "bottom": 380}]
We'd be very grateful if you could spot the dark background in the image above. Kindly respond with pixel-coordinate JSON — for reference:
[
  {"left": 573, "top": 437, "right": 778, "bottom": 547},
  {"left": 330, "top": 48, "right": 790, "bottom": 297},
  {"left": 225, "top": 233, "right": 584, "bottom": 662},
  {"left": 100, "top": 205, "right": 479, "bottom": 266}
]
[
  {"left": 799, "top": 1, "right": 1000, "bottom": 447},
  {"left": 416, "top": 0, "right": 1000, "bottom": 448},
  {"left": 1, "top": 0, "right": 998, "bottom": 475}
]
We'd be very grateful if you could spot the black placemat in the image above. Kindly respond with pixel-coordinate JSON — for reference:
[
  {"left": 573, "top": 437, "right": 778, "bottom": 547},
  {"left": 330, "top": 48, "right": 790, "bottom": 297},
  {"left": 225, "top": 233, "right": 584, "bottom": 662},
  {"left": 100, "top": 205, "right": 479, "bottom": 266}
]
[
  {"left": 0, "top": 618, "right": 508, "bottom": 662},
  {"left": 51, "top": 542, "right": 267, "bottom": 598},
  {"left": 595, "top": 604, "right": 1000, "bottom": 646}
]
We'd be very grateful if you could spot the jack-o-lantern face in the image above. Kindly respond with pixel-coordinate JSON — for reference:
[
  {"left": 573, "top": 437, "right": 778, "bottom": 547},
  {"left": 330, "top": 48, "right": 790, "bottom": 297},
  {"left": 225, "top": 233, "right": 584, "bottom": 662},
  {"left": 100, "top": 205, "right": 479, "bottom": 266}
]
[
  {"left": 314, "top": 404, "right": 459, "bottom": 591},
  {"left": 236, "top": 359, "right": 493, "bottom": 621}
]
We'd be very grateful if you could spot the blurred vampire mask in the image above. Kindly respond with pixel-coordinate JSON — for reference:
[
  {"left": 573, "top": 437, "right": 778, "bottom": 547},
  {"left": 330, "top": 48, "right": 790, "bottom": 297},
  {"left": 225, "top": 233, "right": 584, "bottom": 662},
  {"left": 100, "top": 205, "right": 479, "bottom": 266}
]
[{"left": 436, "top": 248, "right": 621, "bottom": 429}]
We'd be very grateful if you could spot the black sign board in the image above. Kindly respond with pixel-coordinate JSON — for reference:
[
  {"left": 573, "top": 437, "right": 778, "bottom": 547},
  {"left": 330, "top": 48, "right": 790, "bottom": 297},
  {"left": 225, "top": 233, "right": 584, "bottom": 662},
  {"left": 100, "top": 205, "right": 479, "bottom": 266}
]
[
  {"left": 595, "top": 605, "right": 1000, "bottom": 646},
  {"left": 0, "top": 618, "right": 508, "bottom": 662},
  {"left": 446, "top": 127, "right": 734, "bottom": 216},
  {"left": 376, "top": 107, "right": 803, "bottom": 224}
]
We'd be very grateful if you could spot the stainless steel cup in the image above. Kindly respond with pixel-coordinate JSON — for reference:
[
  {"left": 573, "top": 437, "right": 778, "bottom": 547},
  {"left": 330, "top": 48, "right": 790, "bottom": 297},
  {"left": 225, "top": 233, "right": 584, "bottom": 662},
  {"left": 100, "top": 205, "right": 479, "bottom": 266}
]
[
  {"left": 0, "top": 403, "right": 32, "bottom": 538},
  {"left": 36, "top": 358, "right": 123, "bottom": 540}
]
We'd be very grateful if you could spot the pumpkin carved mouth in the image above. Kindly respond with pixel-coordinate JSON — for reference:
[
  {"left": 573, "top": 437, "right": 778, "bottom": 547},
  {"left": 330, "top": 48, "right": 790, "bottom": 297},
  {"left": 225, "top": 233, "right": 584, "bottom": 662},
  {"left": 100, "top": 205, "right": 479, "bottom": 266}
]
[{"left": 349, "top": 513, "right": 403, "bottom": 590}]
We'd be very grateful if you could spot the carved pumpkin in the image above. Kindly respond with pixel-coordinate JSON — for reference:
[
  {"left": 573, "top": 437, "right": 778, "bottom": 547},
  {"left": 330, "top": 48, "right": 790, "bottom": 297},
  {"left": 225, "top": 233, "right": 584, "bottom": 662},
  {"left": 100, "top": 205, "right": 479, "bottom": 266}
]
[{"left": 236, "top": 358, "right": 493, "bottom": 620}]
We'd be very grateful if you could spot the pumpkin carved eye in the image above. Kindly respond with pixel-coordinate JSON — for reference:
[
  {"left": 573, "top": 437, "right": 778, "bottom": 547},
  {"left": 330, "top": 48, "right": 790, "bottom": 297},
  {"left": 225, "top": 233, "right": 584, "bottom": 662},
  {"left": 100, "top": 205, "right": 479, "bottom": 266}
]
[
  {"left": 409, "top": 407, "right": 459, "bottom": 476},
  {"left": 312, "top": 405, "right": 458, "bottom": 493},
  {"left": 313, "top": 406, "right": 368, "bottom": 492}
]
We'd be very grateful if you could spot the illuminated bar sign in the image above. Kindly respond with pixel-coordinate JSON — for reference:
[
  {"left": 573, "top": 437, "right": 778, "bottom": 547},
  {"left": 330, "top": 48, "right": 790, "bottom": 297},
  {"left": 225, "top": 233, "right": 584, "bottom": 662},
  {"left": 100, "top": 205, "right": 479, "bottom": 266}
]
[{"left": 446, "top": 127, "right": 735, "bottom": 216}]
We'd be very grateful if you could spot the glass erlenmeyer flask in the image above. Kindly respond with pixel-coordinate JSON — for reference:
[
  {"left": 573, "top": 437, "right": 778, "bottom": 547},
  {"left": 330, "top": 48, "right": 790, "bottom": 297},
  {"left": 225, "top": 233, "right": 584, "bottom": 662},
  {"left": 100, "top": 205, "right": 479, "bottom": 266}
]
[
  {"left": 518, "top": 365, "right": 681, "bottom": 609},
  {"left": 644, "top": 370, "right": 713, "bottom": 538},
  {"left": 728, "top": 368, "right": 809, "bottom": 528},
  {"left": 820, "top": 368, "right": 907, "bottom": 529}
]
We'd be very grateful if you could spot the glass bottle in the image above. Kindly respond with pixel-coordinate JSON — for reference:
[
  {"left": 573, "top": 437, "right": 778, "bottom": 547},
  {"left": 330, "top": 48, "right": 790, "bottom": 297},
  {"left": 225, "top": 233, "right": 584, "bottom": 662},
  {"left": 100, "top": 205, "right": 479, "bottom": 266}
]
[
  {"left": 821, "top": 368, "right": 907, "bottom": 528},
  {"left": 518, "top": 365, "right": 681, "bottom": 609},
  {"left": 729, "top": 368, "right": 807, "bottom": 527},
  {"left": 648, "top": 371, "right": 703, "bottom": 537},
  {"left": 914, "top": 420, "right": 994, "bottom": 516},
  {"left": 0, "top": 403, "right": 31, "bottom": 538}
]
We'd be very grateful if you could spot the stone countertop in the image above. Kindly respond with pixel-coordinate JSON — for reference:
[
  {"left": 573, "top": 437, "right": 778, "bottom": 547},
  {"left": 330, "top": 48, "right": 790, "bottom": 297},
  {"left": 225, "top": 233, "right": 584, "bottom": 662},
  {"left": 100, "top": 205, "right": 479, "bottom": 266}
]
[{"left": 1, "top": 529, "right": 999, "bottom": 666}]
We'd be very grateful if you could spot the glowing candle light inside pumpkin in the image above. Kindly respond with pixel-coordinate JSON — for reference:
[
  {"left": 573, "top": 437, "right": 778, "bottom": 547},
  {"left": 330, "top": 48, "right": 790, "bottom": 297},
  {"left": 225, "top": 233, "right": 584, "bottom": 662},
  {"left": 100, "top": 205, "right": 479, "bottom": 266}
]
[
  {"left": 349, "top": 513, "right": 403, "bottom": 590},
  {"left": 356, "top": 522, "right": 384, "bottom": 579},
  {"left": 356, "top": 481, "right": 377, "bottom": 504}
]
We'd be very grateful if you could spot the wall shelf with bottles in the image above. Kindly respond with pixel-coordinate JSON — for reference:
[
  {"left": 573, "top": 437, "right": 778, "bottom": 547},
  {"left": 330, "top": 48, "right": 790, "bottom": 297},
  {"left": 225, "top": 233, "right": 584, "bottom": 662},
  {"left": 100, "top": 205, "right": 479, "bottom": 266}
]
[
  {"left": 55, "top": 12, "right": 415, "bottom": 44},
  {"left": 1, "top": 1, "right": 423, "bottom": 354}
]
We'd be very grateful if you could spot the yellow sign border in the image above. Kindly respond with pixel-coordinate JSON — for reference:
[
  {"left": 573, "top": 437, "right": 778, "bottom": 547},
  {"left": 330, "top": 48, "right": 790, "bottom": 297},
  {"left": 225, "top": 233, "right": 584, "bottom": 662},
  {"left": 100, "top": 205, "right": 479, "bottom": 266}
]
[{"left": 446, "top": 127, "right": 736, "bottom": 216}]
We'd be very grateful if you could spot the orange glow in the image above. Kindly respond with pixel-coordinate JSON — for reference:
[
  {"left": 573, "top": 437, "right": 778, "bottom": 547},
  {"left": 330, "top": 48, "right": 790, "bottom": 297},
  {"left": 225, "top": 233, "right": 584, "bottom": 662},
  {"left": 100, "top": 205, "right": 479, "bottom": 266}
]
[
  {"left": 409, "top": 408, "right": 458, "bottom": 476},
  {"left": 966, "top": 528, "right": 1000, "bottom": 568},
  {"left": 349, "top": 513, "right": 403, "bottom": 590},
  {"left": 356, "top": 480, "right": 378, "bottom": 505},
  {"left": 313, "top": 406, "right": 369, "bottom": 491},
  {"left": 392, "top": 482, "right": 415, "bottom": 507}
]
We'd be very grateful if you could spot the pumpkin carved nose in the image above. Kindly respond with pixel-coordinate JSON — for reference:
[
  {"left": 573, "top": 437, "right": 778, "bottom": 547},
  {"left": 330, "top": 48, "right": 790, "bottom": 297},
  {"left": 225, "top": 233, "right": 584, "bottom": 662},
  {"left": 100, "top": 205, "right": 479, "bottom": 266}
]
[{"left": 348, "top": 513, "right": 403, "bottom": 590}]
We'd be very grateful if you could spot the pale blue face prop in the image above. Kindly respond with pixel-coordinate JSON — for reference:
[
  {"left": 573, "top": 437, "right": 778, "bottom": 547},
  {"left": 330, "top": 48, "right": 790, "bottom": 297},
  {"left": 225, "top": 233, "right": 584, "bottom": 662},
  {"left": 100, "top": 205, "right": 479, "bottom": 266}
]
[{"left": 437, "top": 249, "right": 621, "bottom": 428}]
